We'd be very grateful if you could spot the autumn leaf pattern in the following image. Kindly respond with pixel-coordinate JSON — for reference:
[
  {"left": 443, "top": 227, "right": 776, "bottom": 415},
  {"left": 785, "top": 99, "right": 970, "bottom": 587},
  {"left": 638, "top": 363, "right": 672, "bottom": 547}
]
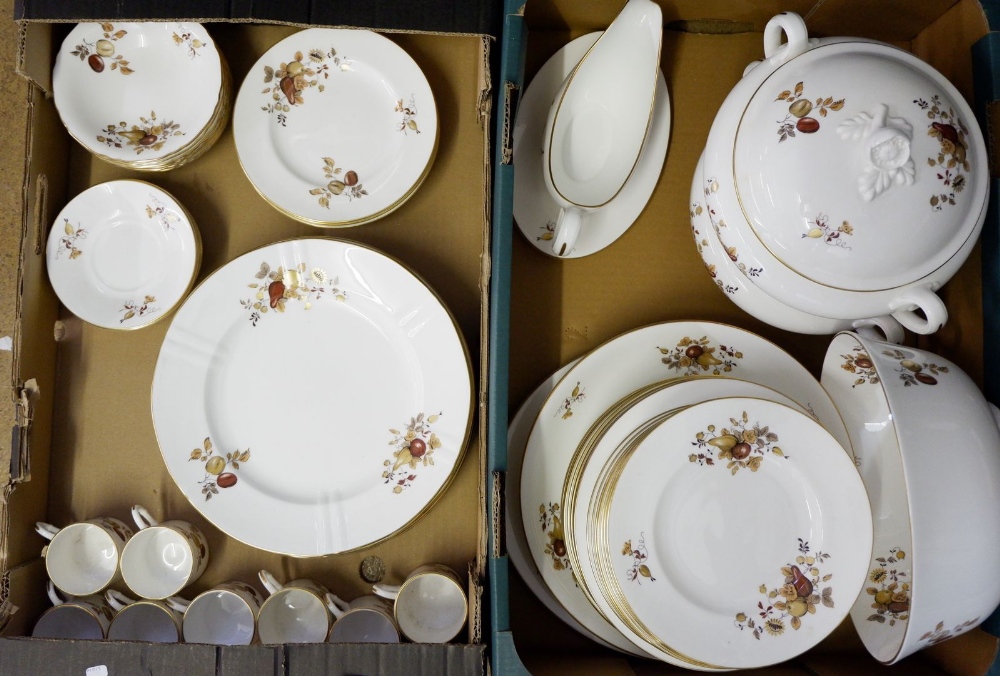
[{"left": 189, "top": 436, "right": 251, "bottom": 500}]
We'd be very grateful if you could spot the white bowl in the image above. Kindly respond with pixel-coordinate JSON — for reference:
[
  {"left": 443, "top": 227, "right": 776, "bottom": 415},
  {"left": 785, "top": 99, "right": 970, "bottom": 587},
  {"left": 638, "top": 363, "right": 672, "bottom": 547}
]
[{"left": 821, "top": 332, "right": 1000, "bottom": 662}]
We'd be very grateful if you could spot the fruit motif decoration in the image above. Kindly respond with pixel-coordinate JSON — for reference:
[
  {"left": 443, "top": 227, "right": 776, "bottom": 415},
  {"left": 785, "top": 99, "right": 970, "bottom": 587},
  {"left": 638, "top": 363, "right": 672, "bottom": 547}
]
[
  {"left": 395, "top": 96, "right": 421, "bottom": 134},
  {"left": 886, "top": 349, "right": 948, "bottom": 386},
  {"left": 97, "top": 111, "right": 184, "bottom": 155},
  {"left": 70, "top": 23, "right": 132, "bottom": 75},
  {"left": 382, "top": 412, "right": 442, "bottom": 493},
  {"left": 775, "top": 82, "right": 845, "bottom": 142},
  {"left": 536, "top": 220, "right": 556, "bottom": 243},
  {"left": 240, "top": 261, "right": 346, "bottom": 326},
  {"left": 915, "top": 95, "right": 971, "bottom": 210},
  {"left": 261, "top": 46, "right": 349, "bottom": 124},
  {"left": 189, "top": 437, "right": 250, "bottom": 501},
  {"left": 658, "top": 336, "right": 743, "bottom": 377},
  {"left": 690, "top": 410, "right": 787, "bottom": 475},
  {"left": 802, "top": 213, "right": 853, "bottom": 249},
  {"left": 554, "top": 382, "right": 585, "bottom": 420},
  {"left": 864, "top": 548, "right": 910, "bottom": 627},
  {"left": 310, "top": 157, "right": 366, "bottom": 206},
  {"left": 119, "top": 296, "right": 158, "bottom": 324},
  {"left": 621, "top": 533, "right": 655, "bottom": 584},
  {"left": 171, "top": 31, "right": 205, "bottom": 58},
  {"left": 919, "top": 618, "right": 980, "bottom": 647},
  {"left": 839, "top": 347, "right": 879, "bottom": 387},
  {"left": 56, "top": 219, "right": 86, "bottom": 259},
  {"left": 539, "top": 502, "right": 571, "bottom": 572},
  {"left": 735, "top": 539, "right": 833, "bottom": 639},
  {"left": 145, "top": 195, "right": 182, "bottom": 232}
]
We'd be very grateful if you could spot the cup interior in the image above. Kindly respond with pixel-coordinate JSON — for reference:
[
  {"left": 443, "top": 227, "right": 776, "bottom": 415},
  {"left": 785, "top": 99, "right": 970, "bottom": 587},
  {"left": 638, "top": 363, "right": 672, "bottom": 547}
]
[
  {"left": 107, "top": 603, "right": 180, "bottom": 643},
  {"left": 184, "top": 590, "right": 256, "bottom": 645},
  {"left": 396, "top": 574, "right": 467, "bottom": 643},
  {"left": 121, "top": 527, "right": 193, "bottom": 598},
  {"left": 32, "top": 605, "right": 104, "bottom": 640},
  {"left": 329, "top": 608, "right": 399, "bottom": 643},
  {"left": 257, "top": 588, "right": 329, "bottom": 644},
  {"left": 47, "top": 523, "right": 119, "bottom": 596}
]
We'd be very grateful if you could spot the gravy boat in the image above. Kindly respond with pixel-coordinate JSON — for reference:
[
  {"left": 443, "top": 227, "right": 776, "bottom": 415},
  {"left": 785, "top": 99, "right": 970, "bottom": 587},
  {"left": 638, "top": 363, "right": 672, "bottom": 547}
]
[{"left": 542, "top": 0, "right": 662, "bottom": 256}]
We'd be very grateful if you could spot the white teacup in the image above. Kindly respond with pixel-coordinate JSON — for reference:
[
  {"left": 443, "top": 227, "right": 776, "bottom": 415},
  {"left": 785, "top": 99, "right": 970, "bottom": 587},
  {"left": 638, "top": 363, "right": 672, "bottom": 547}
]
[
  {"left": 119, "top": 505, "right": 209, "bottom": 599},
  {"left": 32, "top": 581, "right": 116, "bottom": 640},
  {"left": 105, "top": 589, "right": 188, "bottom": 643},
  {"left": 183, "top": 581, "right": 264, "bottom": 645},
  {"left": 35, "top": 516, "right": 133, "bottom": 597},
  {"left": 327, "top": 594, "right": 400, "bottom": 644},
  {"left": 257, "top": 570, "right": 340, "bottom": 644},
  {"left": 372, "top": 564, "right": 468, "bottom": 643}
]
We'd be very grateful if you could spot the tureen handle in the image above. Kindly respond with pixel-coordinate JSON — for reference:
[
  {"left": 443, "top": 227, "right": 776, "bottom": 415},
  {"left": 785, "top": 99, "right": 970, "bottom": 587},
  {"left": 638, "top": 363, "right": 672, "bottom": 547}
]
[
  {"left": 887, "top": 285, "right": 947, "bottom": 335},
  {"left": 762, "top": 13, "right": 809, "bottom": 65},
  {"left": 852, "top": 316, "right": 905, "bottom": 345}
]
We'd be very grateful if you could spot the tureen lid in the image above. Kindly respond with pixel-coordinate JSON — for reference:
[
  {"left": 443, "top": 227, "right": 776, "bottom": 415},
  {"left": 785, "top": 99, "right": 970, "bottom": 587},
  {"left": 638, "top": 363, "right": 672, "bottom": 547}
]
[{"left": 732, "top": 33, "right": 985, "bottom": 292}]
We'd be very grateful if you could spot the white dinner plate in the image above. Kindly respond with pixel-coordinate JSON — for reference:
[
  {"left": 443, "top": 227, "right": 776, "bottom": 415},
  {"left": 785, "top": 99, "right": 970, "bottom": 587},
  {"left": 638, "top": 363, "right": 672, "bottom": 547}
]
[
  {"left": 45, "top": 180, "right": 200, "bottom": 330},
  {"left": 234, "top": 28, "right": 438, "bottom": 226},
  {"left": 592, "top": 397, "right": 872, "bottom": 669},
  {"left": 152, "top": 238, "right": 472, "bottom": 556},
  {"left": 513, "top": 32, "right": 670, "bottom": 258},
  {"left": 53, "top": 22, "right": 224, "bottom": 166}
]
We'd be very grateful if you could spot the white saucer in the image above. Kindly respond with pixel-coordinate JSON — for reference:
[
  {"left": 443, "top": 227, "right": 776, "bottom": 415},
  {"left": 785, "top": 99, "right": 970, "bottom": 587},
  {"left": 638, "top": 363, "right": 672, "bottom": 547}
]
[{"left": 513, "top": 32, "right": 670, "bottom": 258}]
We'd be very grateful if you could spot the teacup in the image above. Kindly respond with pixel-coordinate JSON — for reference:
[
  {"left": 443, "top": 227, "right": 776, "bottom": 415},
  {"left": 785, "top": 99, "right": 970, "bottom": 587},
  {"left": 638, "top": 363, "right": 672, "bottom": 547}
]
[
  {"left": 105, "top": 589, "right": 188, "bottom": 643},
  {"left": 327, "top": 594, "right": 400, "bottom": 644},
  {"left": 372, "top": 564, "right": 467, "bottom": 643},
  {"left": 183, "top": 581, "right": 264, "bottom": 645},
  {"left": 35, "top": 516, "right": 133, "bottom": 597},
  {"left": 119, "top": 505, "right": 209, "bottom": 599},
  {"left": 31, "top": 581, "right": 116, "bottom": 640},
  {"left": 257, "top": 570, "right": 340, "bottom": 644}
]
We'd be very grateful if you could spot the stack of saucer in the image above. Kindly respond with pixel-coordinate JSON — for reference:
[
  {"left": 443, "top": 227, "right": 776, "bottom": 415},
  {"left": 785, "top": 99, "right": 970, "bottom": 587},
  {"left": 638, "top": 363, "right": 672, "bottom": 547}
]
[{"left": 53, "top": 22, "right": 230, "bottom": 171}]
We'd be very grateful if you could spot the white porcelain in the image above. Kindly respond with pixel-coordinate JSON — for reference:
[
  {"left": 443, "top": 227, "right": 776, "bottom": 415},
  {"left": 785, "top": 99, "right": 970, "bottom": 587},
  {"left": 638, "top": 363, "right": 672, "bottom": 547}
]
[
  {"left": 701, "top": 12, "right": 987, "bottom": 334},
  {"left": 53, "top": 22, "right": 224, "bottom": 167},
  {"left": 327, "top": 594, "right": 400, "bottom": 643},
  {"left": 151, "top": 238, "right": 472, "bottom": 557},
  {"left": 372, "top": 564, "right": 467, "bottom": 643},
  {"left": 566, "top": 378, "right": 811, "bottom": 668},
  {"left": 32, "top": 581, "right": 116, "bottom": 640},
  {"left": 821, "top": 332, "right": 1000, "bottom": 663},
  {"left": 35, "top": 517, "right": 133, "bottom": 597},
  {"left": 691, "top": 153, "right": 904, "bottom": 341},
  {"left": 183, "top": 581, "right": 263, "bottom": 645},
  {"left": 106, "top": 589, "right": 188, "bottom": 643},
  {"left": 257, "top": 571, "right": 340, "bottom": 644},
  {"left": 591, "top": 397, "right": 872, "bottom": 669},
  {"left": 119, "top": 505, "right": 209, "bottom": 600},
  {"left": 513, "top": 33, "right": 670, "bottom": 258},
  {"left": 520, "top": 321, "right": 853, "bottom": 659},
  {"left": 540, "top": 0, "right": 662, "bottom": 256},
  {"left": 45, "top": 180, "right": 201, "bottom": 330},
  {"left": 234, "top": 28, "right": 437, "bottom": 226}
]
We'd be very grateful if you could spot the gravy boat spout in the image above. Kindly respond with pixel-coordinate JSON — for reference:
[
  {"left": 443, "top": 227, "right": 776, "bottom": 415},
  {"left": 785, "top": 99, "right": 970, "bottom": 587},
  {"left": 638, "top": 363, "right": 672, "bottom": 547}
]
[{"left": 542, "top": 0, "right": 662, "bottom": 256}]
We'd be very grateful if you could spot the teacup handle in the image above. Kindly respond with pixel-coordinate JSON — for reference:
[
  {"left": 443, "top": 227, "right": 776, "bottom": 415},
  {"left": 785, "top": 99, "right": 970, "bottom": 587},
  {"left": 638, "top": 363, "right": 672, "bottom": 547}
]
[
  {"left": 105, "top": 589, "right": 135, "bottom": 612},
  {"left": 35, "top": 522, "right": 60, "bottom": 541},
  {"left": 165, "top": 596, "right": 190, "bottom": 614},
  {"left": 762, "top": 13, "right": 809, "bottom": 65},
  {"left": 131, "top": 505, "right": 159, "bottom": 530},
  {"left": 325, "top": 593, "right": 350, "bottom": 619},
  {"left": 372, "top": 583, "right": 402, "bottom": 601},
  {"left": 551, "top": 207, "right": 582, "bottom": 258},
  {"left": 46, "top": 581, "right": 67, "bottom": 606},
  {"left": 258, "top": 570, "right": 283, "bottom": 596},
  {"left": 852, "top": 316, "right": 905, "bottom": 345},
  {"left": 887, "top": 285, "right": 947, "bottom": 335}
]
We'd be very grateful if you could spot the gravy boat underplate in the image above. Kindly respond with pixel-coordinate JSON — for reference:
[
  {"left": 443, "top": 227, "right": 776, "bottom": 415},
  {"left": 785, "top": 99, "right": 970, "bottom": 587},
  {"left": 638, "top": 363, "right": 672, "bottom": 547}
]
[{"left": 542, "top": 0, "right": 662, "bottom": 256}]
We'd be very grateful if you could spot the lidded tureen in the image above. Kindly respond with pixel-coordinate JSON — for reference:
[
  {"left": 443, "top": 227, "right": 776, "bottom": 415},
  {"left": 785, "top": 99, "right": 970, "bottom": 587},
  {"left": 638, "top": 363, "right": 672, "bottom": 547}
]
[{"left": 699, "top": 12, "right": 987, "bottom": 334}]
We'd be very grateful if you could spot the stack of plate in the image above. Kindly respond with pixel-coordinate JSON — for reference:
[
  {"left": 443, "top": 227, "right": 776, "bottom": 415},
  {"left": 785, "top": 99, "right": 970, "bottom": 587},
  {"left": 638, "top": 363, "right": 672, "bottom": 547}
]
[
  {"left": 53, "top": 22, "right": 230, "bottom": 171},
  {"left": 508, "top": 321, "right": 874, "bottom": 669}
]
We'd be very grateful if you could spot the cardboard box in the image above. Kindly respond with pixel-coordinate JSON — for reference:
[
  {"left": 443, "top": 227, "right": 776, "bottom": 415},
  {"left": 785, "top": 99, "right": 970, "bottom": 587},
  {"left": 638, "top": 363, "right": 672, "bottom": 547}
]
[
  {"left": 487, "top": 1, "right": 1000, "bottom": 673},
  {"left": 2, "top": 2, "right": 498, "bottom": 672}
]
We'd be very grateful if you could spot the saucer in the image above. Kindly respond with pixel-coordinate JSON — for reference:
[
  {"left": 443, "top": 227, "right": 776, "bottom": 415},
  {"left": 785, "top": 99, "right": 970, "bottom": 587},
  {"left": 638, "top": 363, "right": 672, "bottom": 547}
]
[
  {"left": 233, "top": 28, "right": 438, "bottom": 227},
  {"left": 45, "top": 181, "right": 201, "bottom": 330},
  {"left": 513, "top": 32, "right": 670, "bottom": 258}
]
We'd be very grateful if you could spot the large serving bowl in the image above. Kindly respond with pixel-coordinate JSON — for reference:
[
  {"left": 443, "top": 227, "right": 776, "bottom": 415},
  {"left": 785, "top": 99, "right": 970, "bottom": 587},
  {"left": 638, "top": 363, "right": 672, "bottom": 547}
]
[
  {"left": 821, "top": 332, "right": 1000, "bottom": 663},
  {"left": 700, "top": 12, "right": 988, "bottom": 335}
]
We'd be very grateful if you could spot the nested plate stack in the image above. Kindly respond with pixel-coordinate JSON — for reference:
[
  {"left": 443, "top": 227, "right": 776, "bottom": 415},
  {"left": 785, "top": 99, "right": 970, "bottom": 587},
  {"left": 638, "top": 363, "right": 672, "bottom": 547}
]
[
  {"left": 53, "top": 22, "right": 231, "bottom": 171},
  {"left": 508, "top": 321, "right": 875, "bottom": 670}
]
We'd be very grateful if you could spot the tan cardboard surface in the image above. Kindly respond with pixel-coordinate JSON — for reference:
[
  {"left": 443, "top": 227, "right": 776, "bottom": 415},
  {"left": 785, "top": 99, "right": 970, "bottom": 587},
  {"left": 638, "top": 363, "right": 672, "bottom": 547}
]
[
  {"left": 507, "top": 0, "right": 996, "bottom": 670},
  {"left": 4, "top": 20, "right": 491, "bottom": 641}
]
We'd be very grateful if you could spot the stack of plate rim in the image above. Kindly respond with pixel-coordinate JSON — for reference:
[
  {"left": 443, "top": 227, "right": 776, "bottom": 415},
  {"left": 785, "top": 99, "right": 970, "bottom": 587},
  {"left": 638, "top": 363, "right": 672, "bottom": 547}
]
[
  {"left": 53, "top": 22, "right": 231, "bottom": 171},
  {"left": 508, "top": 320, "right": 875, "bottom": 670}
]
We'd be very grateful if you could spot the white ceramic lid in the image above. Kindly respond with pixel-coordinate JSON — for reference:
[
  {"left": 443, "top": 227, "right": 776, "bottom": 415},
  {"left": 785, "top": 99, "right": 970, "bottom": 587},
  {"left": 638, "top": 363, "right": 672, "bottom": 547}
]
[{"left": 734, "top": 42, "right": 985, "bottom": 291}]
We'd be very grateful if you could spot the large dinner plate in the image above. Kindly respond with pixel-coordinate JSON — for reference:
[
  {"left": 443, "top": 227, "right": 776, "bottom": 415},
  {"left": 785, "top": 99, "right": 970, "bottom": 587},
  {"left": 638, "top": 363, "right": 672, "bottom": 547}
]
[
  {"left": 234, "top": 28, "right": 438, "bottom": 226},
  {"left": 152, "top": 238, "right": 472, "bottom": 556}
]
